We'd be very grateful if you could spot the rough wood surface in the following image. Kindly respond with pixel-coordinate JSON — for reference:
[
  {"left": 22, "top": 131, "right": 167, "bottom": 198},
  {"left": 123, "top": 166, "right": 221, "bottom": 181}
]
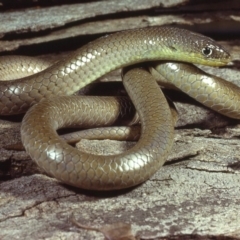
[
  {"left": 0, "top": 0, "right": 240, "bottom": 52},
  {"left": 1, "top": 0, "right": 240, "bottom": 239}
]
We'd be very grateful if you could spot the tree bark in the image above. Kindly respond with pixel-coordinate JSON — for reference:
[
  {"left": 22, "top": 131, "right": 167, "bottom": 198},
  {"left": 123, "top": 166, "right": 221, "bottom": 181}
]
[{"left": 1, "top": 1, "right": 240, "bottom": 239}]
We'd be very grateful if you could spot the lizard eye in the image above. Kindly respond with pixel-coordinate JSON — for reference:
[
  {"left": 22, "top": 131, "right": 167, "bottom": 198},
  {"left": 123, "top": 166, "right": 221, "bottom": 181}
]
[{"left": 202, "top": 47, "right": 212, "bottom": 57}]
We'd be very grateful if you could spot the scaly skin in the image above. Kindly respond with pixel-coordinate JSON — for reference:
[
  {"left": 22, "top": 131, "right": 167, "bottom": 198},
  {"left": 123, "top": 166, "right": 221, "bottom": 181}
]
[
  {"left": 0, "top": 27, "right": 231, "bottom": 190},
  {"left": 151, "top": 62, "right": 240, "bottom": 119},
  {"left": 21, "top": 68, "right": 175, "bottom": 190},
  {"left": 0, "top": 27, "right": 230, "bottom": 115}
]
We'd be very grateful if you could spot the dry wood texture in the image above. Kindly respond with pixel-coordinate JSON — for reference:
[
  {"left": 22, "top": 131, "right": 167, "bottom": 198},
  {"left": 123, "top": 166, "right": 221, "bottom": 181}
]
[{"left": 1, "top": 0, "right": 240, "bottom": 239}]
